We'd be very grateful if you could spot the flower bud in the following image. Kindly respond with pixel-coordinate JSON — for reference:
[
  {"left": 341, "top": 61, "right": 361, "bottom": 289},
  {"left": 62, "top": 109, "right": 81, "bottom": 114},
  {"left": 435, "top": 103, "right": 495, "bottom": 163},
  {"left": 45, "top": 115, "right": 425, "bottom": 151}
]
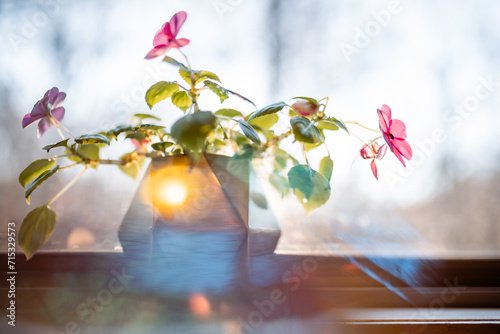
[{"left": 293, "top": 101, "right": 319, "bottom": 117}]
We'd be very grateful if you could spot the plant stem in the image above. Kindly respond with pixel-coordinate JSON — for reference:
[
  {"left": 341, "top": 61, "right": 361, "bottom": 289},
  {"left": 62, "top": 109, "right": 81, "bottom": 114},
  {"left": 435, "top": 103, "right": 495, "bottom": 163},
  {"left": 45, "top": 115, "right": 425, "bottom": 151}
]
[
  {"left": 300, "top": 142, "right": 311, "bottom": 168},
  {"left": 52, "top": 117, "right": 76, "bottom": 138},
  {"left": 49, "top": 117, "right": 66, "bottom": 141},
  {"left": 59, "top": 162, "right": 83, "bottom": 171},
  {"left": 177, "top": 48, "right": 200, "bottom": 112},
  {"left": 318, "top": 96, "right": 329, "bottom": 113},
  {"left": 48, "top": 166, "right": 88, "bottom": 206},
  {"left": 344, "top": 121, "right": 381, "bottom": 133}
]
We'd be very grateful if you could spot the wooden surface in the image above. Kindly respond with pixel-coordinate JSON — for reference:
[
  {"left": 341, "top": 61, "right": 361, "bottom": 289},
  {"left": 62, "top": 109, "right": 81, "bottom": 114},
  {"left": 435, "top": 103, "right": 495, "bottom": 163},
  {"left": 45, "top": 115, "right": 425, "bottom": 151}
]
[{"left": 1, "top": 251, "right": 499, "bottom": 333}]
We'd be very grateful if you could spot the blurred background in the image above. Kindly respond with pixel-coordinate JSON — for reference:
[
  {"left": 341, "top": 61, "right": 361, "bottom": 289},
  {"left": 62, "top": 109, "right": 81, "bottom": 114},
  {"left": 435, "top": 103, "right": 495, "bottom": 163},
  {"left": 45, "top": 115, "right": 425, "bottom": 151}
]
[{"left": 0, "top": 0, "right": 499, "bottom": 256}]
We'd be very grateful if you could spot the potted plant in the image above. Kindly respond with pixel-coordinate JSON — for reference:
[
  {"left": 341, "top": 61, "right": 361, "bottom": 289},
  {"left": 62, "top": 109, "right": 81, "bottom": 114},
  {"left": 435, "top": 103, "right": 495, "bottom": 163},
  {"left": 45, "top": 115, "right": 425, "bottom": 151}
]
[{"left": 18, "top": 11, "right": 413, "bottom": 261}]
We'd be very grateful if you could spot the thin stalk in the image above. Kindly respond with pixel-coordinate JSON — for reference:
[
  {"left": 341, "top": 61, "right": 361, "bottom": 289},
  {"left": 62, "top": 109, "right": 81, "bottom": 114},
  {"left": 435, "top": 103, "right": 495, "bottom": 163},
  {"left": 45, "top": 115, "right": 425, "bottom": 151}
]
[
  {"left": 300, "top": 142, "right": 311, "bottom": 168},
  {"left": 318, "top": 96, "right": 330, "bottom": 113},
  {"left": 59, "top": 162, "right": 83, "bottom": 171},
  {"left": 344, "top": 121, "right": 381, "bottom": 134},
  {"left": 52, "top": 117, "right": 76, "bottom": 138},
  {"left": 48, "top": 166, "right": 88, "bottom": 206},
  {"left": 177, "top": 48, "right": 200, "bottom": 112},
  {"left": 49, "top": 117, "right": 65, "bottom": 141}
]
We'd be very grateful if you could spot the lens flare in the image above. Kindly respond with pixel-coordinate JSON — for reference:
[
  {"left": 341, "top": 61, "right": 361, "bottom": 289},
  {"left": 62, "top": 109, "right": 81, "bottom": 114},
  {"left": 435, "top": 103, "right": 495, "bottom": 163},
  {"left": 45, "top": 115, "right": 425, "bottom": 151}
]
[{"left": 158, "top": 180, "right": 188, "bottom": 207}]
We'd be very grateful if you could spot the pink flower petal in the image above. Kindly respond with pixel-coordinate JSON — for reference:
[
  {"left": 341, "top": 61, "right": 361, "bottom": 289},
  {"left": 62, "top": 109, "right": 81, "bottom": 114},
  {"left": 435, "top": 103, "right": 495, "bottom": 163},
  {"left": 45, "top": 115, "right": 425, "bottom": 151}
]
[
  {"left": 153, "top": 24, "right": 169, "bottom": 46},
  {"left": 170, "top": 38, "right": 190, "bottom": 48},
  {"left": 380, "top": 104, "right": 391, "bottom": 120},
  {"left": 389, "top": 119, "right": 407, "bottom": 140},
  {"left": 393, "top": 139, "right": 413, "bottom": 160},
  {"left": 37, "top": 117, "right": 51, "bottom": 138},
  {"left": 376, "top": 144, "right": 387, "bottom": 160},
  {"left": 145, "top": 45, "right": 168, "bottom": 59},
  {"left": 392, "top": 148, "right": 406, "bottom": 167},
  {"left": 370, "top": 159, "right": 379, "bottom": 180},
  {"left": 169, "top": 11, "right": 187, "bottom": 37},
  {"left": 377, "top": 109, "right": 390, "bottom": 133},
  {"left": 51, "top": 107, "right": 65, "bottom": 122},
  {"left": 382, "top": 132, "right": 394, "bottom": 152},
  {"left": 360, "top": 143, "right": 376, "bottom": 159}
]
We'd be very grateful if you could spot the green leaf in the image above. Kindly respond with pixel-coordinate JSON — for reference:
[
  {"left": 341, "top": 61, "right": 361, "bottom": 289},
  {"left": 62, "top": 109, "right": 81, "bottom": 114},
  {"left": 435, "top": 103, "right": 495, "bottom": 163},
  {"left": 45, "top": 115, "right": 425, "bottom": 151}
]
[
  {"left": 290, "top": 116, "right": 322, "bottom": 144},
  {"left": 132, "top": 113, "right": 161, "bottom": 122},
  {"left": 125, "top": 132, "right": 148, "bottom": 141},
  {"left": 248, "top": 101, "right": 286, "bottom": 121},
  {"left": 248, "top": 113, "right": 279, "bottom": 130},
  {"left": 171, "top": 111, "right": 217, "bottom": 155},
  {"left": 106, "top": 125, "right": 134, "bottom": 140},
  {"left": 204, "top": 80, "right": 229, "bottom": 103},
  {"left": 133, "top": 124, "right": 166, "bottom": 132},
  {"left": 238, "top": 120, "right": 261, "bottom": 145},
  {"left": 78, "top": 144, "right": 100, "bottom": 161},
  {"left": 119, "top": 152, "right": 145, "bottom": 180},
  {"left": 19, "top": 159, "right": 56, "bottom": 189},
  {"left": 304, "top": 141, "right": 322, "bottom": 151},
  {"left": 318, "top": 120, "right": 339, "bottom": 131},
  {"left": 25, "top": 165, "right": 60, "bottom": 204},
  {"left": 274, "top": 148, "right": 299, "bottom": 166},
  {"left": 145, "top": 81, "right": 180, "bottom": 109},
  {"left": 292, "top": 96, "right": 318, "bottom": 106},
  {"left": 179, "top": 68, "right": 222, "bottom": 86},
  {"left": 42, "top": 139, "right": 69, "bottom": 152},
  {"left": 250, "top": 192, "right": 268, "bottom": 209},
  {"left": 19, "top": 205, "right": 57, "bottom": 260},
  {"left": 171, "top": 90, "right": 192, "bottom": 112},
  {"left": 329, "top": 117, "right": 349, "bottom": 134},
  {"left": 233, "top": 144, "right": 254, "bottom": 160},
  {"left": 319, "top": 156, "right": 334, "bottom": 181},
  {"left": 162, "top": 56, "right": 187, "bottom": 68},
  {"left": 151, "top": 141, "right": 174, "bottom": 152},
  {"left": 288, "top": 165, "right": 331, "bottom": 212},
  {"left": 269, "top": 172, "right": 290, "bottom": 197},
  {"left": 75, "top": 134, "right": 110, "bottom": 145},
  {"left": 199, "top": 70, "right": 221, "bottom": 83},
  {"left": 215, "top": 108, "right": 243, "bottom": 118}
]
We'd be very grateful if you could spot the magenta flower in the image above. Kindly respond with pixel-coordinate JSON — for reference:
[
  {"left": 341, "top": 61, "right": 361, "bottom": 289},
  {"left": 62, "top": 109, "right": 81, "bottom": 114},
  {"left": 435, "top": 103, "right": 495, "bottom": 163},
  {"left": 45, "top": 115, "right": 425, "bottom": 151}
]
[
  {"left": 360, "top": 141, "right": 387, "bottom": 180},
  {"left": 22, "top": 87, "right": 66, "bottom": 138},
  {"left": 377, "top": 104, "right": 413, "bottom": 167},
  {"left": 145, "top": 11, "right": 190, "bottom": 60},
  {"left": 293, "top": 100, "right": 319, "bottom": 116}
]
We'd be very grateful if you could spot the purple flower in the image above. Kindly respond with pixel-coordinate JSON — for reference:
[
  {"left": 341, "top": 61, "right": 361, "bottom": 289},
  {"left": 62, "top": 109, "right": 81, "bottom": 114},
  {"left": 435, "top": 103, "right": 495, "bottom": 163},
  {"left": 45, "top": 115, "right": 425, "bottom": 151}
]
[{"left": 23, "top": 87, "right": 66, "bottom": 138}]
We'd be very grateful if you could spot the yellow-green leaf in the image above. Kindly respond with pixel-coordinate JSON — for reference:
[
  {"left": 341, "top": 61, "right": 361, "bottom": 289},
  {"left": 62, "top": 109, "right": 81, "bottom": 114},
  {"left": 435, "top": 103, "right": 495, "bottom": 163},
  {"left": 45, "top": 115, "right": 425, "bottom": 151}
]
[
  {"left": 171, "top": 90, "right": 192, "bottom": 112},
  {"left": 319, "top": 156, "right": 334, "bottom": 181},
  {"left": 25, "top": 165, "right": 60, "bottom": 204},
  {"left": 288, "top": 165, "right": 331, "bottom": 212},
  {"left": 19, "top": 205, "right": 57, "bottom": 260},
  {"left": 318, "top": 120, "right": 339, "bottom": 131},
  {"left": 19, "top": 159, "right": 56, "bottom": 189},
  {"left": 249, "top": 113, "right": 279, "bottom": 130},
  {"left": 145, "top": 81, "right": 180, "bottom": 109}
]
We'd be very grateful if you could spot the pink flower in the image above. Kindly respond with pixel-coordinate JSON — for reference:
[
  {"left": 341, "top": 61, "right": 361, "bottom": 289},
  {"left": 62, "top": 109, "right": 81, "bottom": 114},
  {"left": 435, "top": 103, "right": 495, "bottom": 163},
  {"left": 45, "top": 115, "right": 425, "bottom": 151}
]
[
  {"left": 145, "top": 11, "right": 190, "bottom": 60},
  {"left": 293, "top": 100, "right": 319, "bottom": 116},
  {"left": 360, "top": 141, "right": 387, "bottom": 180},
  {"left": 22, "top": 87, "right": 66, "bottom": 138},
  {"left": 377, "top": 104, "right": 413, "bottom": 167}
]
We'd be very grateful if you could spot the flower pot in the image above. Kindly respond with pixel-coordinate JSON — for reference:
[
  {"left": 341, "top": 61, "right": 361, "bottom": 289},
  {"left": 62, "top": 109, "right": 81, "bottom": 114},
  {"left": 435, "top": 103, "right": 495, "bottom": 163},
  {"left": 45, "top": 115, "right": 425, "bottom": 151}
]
[{"left": 118, "top": 154, "right": 281, "bottom": 293}]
